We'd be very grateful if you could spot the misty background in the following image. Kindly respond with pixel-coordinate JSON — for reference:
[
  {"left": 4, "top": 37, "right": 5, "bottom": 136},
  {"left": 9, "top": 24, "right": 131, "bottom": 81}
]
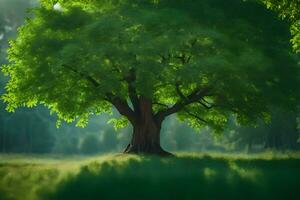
[{"left": 0, "top": 0, "right": 299, "bottom": 155}]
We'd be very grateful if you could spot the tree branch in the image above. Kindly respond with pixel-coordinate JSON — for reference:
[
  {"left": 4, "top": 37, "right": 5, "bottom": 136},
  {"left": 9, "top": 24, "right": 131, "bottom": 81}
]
[
  {"left": 175, "top": 82, "right": 187, "bottom": 100},
  {"left": 190, "top": 38, "right": 198, "bottom": 48},
  {"left": 62, "top": 64, "right": 100, "bottom": 87},
  {"left": 174, "top": 53, "right": 192, "bottom": 64},
  {"left": 109, "top": 97, "right": 137, "bottom": 124},
  {"left": 184, "top": 109, "right": 208, "bottom": 124},
  {"left": 152, "top": 102, "right": 169, "bottom": 108},
  {"left": 63, "top": 64, "right": 138, "bottom": 123},
  {"left": 159, "top": 53, "right": 172, "bottom": 64},
  {"left": 198, "top": 99, "right": 215, "bottom": 110},
  {"left": 155, "top": 86, "right": 212, "bottom": 122}
]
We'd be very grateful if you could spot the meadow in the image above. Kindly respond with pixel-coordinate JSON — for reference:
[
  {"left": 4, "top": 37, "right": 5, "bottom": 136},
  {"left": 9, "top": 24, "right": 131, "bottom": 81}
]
[{"left": 0, "top": 152, "right": 300, "bottom": 200}]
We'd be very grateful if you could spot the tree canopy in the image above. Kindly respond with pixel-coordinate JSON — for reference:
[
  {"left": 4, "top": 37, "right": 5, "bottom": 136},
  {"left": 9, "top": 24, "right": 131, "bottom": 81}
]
[
  {"left": 2, "top": 0, "right": 300, "bottom": 134},
  {"left": 262, "top": 0, "right": 300, "bottom": 53}
]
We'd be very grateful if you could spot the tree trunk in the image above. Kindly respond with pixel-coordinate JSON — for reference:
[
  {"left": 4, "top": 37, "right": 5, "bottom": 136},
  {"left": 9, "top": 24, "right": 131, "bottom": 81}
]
[{"left": 123, "top": 97, "right": 172, "bottom": 156}]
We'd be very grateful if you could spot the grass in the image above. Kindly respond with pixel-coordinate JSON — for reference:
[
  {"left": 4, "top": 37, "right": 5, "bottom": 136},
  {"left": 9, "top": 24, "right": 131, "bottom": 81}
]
[{"left": 0, "top": 152, "right": 300, "bottom": 200}]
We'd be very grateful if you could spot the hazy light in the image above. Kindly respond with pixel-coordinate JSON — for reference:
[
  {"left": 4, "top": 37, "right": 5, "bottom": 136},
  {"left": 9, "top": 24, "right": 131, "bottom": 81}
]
[
  {"left": 4, "top": 25, "right": 12, "bottom": 32},
  {"left": 53, "top": 2, "right": 62, "bottom": 11},
  {"left": 0, "top": 34, "right": 4, "bottom": 40}
]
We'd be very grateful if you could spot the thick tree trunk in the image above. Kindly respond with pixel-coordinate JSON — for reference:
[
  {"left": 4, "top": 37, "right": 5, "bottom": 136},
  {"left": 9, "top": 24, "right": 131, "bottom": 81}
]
[
  {"left": 123, "top": 97, "right": 172, "bottom": 156},
  {"left": 110, "top": 82, "right": 211, "bottom": 156},
  {"left": 124, "top": 119, "right": 171, "bottom": 156}
]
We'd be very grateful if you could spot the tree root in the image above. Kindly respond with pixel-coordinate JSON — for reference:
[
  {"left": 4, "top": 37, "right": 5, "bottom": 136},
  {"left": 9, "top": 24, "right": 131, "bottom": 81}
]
[{"left": 123, "top": 144, "right": 174, "bottom": 157}]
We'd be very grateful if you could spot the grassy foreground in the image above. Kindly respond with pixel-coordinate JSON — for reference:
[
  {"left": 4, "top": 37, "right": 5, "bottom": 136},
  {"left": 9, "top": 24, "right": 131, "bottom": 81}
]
[{"left": 0, "top": 153, "right": 300, "bottom": 200}]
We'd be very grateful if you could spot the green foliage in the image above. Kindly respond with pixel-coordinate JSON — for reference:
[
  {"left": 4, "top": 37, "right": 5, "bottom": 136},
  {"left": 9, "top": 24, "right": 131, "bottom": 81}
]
[
  {"left": 2, "top": 0, "right": 300, "bottom": 132},
  {"left": 107, "top": 116, "right": 129, "bottom": 130},
  {"left": 262, "top": 0, "right": 300, "bottom": 52}
]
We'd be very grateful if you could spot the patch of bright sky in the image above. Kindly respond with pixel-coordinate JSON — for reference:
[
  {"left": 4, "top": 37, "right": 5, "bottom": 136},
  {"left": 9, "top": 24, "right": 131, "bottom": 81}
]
[
  {"left": 4, "top": 25, "right": 12, "bottom": 32},
  {"left": 53, "top": 2, "right": 62, "bottom": 11}
]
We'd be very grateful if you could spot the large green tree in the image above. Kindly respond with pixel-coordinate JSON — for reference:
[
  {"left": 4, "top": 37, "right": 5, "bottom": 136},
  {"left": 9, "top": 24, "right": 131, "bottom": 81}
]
[{"left": 2, "top": 0, "right": 300, "bottom": 155}]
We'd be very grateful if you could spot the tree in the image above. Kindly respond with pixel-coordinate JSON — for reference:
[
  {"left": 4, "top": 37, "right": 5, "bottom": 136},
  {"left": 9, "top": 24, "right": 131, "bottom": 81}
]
[
  {"left": 263, "top": 110, "right": 299, "bottom": 150},
  {"left": 80, "top": 134, "right": 102, "bottom": 154},
  {"left": 2, "top": 0, "right": 300, "bottom": 155},
  {"left": 221, "top": 108, "right": 300, "bottom": 152},
  {"left": 0, "top": 0, "right": 57, "bottom": 154},
  {"left": 262, "top": 0, "right": 300, "bottom": 53},
  {"left": 0, "top": 0, "right": 37, "bottom": 61},
  {"left": 0, "top": 105, "right": 55, "bottom": 153}
]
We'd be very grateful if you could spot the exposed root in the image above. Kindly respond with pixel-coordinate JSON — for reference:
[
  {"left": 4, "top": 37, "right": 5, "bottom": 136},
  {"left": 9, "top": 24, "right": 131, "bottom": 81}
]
[{"left": 123, "top": 144, "right": 174, "bottom": 157}]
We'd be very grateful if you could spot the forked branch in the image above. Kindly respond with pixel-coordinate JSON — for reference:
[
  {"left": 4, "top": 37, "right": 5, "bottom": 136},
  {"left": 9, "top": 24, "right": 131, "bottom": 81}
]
[{"left": 155, "top": 86, "right": 212, "bottom": 122}]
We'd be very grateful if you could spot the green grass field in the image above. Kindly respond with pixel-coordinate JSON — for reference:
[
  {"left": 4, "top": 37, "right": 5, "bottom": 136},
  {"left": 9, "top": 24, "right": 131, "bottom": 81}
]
[{"left": 0, "top": 152, "right": 300, "bottom": 200}]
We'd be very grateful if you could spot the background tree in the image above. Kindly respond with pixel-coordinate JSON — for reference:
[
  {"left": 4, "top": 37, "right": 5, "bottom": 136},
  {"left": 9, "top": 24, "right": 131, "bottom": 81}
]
[
  {"left": 0, "top": 0, "right": 37, "bottom": 60},
  {"left": 224, "top": 111, "right": 300, "bottom": 152},
  {"left": 0, "top": 0, "right": 56, "bottom": 154},
  {"left": 0, "top": 109, "right": 55, "bottom": 153},
  {"left": 263, "top": 110, "right": 299, "bottom": 150},
  {"left": 2, "top": 0, "right": 300, "bottom": 155},
  {"left": 262, "top": 0, "right": 300, "bottom": 53}
]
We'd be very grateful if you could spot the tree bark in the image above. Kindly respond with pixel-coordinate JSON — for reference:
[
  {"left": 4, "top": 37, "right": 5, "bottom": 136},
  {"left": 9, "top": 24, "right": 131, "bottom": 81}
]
[
  {"left": 108, "top": 83, "right": 212, "bottom": 156},
  {"left": 124, "top": 97, "right": 172, "bottom": 156}
]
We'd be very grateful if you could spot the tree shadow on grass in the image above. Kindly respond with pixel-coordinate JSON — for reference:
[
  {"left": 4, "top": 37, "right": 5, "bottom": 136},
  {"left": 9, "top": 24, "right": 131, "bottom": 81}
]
[{"left": 43, "top": 155, "right": 300, "bottom": 200}]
